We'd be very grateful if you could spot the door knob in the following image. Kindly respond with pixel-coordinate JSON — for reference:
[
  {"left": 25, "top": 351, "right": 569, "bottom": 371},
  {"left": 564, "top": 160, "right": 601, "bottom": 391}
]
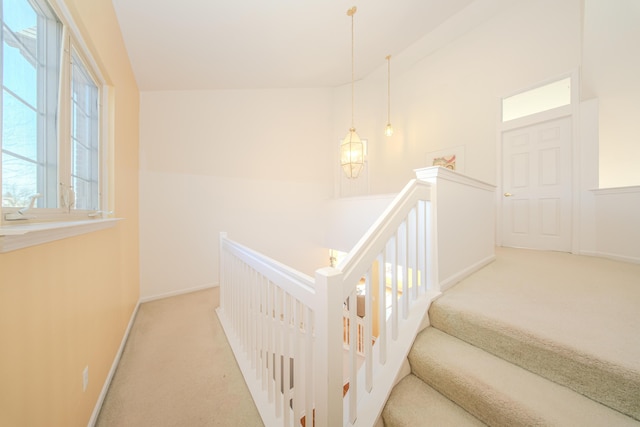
[{"left": 504, "top": 192, "right": 513, "bottom": 197}]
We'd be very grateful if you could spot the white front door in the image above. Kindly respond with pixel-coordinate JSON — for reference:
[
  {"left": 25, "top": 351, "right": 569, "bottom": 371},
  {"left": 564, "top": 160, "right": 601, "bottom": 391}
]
[{"left": 502, "top": 117, "right": 572, "bottom": 251}]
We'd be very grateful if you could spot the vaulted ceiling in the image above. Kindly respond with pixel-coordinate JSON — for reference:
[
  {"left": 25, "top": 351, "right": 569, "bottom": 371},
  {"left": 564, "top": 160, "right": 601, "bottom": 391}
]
[{"left": 111, "top": 0, "right": 476, "bottom": 91}]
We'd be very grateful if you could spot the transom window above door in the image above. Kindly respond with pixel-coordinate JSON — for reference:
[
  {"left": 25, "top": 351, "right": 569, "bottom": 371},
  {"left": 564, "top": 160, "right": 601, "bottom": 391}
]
[{"left": 502, "top": 77, "right": 571, "bottom": 122}]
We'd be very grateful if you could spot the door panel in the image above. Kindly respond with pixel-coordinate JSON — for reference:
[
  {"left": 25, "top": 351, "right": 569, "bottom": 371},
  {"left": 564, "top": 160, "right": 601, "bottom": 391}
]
[{"left": 502, "top": 117, "right": 571, "bottom": 251}]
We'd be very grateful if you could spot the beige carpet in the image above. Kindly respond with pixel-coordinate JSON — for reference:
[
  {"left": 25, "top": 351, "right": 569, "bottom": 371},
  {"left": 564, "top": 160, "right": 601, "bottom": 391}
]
[
  {"left": 384, "top": 247, "right": 640, "bottom": 426},
  {"left": 429, "top": 247, "right": 640, "bottom": 420},
  {"left": 433, "top": 247, "right": 640, "bottom": 375},
  {"left": 96, "top": 287, "right": 263, "bottom": 427}
]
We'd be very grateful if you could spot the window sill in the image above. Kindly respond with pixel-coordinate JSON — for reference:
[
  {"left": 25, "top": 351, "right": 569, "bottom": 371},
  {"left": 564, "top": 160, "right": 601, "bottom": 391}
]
[{"left": 0, "top": 218, "right": 122, "bottom": 253}]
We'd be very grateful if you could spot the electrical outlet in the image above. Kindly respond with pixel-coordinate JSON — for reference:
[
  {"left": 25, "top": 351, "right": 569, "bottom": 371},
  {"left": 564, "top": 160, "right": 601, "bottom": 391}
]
[{"left": 82, "top": 366, "right": 89, "bottom": 392}]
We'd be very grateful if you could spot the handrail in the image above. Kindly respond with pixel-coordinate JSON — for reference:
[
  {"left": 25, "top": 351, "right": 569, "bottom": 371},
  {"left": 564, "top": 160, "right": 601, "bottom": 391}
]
[
  {"left": 337, "top": 179, "right": 436, "bottom": 426},
  {"left": 221, "top": 235, "right": 316, "bottom": 306},
  {"left": 217, "top": 177, "right": 438, "bottom": 427},
  {"left": 338, "top": 179, "right": 432, "bottom": 299}
]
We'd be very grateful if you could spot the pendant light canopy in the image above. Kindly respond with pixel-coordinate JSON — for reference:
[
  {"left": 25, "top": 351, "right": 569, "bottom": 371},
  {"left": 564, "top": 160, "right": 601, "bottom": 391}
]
[
  {"left": 384, "top": 54, "right": 394, "bottom": 137},
  {"left": 340, "top": 6, "right": 364, "bottom": 179}
]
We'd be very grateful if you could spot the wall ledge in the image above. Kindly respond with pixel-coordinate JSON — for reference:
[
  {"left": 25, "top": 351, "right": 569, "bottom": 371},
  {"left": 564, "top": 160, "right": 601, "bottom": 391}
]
[
  {"left": 591, "top": 186, "right": 640, "bottom": 195},
  {"left": 415, "top": 166, "right": 496, "bottom": 192},
  {"left": 0, "top": 218, "right": 122, "bottom": 253}
]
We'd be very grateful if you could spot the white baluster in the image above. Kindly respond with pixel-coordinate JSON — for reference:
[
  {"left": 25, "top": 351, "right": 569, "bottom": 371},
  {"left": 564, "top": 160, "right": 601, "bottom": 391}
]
[
  {"left": 378, "top": 251, "right": 387, "bottom": 364},
  {"left": 364, "top": 267, "right": 373, "bottom": 392},
  {"left": 349, "top": 290, "right": 358, "bottom": 423},
  {"left": 304, "top": 308, "right": 314, "bottom": 427},
  {"left": 392, "top": 232, "right": 399, "bottom": 340}
]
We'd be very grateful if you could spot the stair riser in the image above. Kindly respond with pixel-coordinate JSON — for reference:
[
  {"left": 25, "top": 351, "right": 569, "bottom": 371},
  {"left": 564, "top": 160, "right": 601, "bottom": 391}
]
[
  {"left": 429, "top": 304, "right": 640, "bottom": 420},
  {"left": 409, "top": 333, "right": 544, "bottom": 426},
  {"left": 407, "top": 328, "right": 640, "bottom": 426}
]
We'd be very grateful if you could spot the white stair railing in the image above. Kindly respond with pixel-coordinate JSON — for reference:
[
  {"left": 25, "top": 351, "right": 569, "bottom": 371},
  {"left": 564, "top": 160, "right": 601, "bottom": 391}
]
[
  {"left": 337, "top": 178, "right": 439, "bottom": 426},
  {"left": 217, "top": 178, "right": 438, "bottom": 427}
]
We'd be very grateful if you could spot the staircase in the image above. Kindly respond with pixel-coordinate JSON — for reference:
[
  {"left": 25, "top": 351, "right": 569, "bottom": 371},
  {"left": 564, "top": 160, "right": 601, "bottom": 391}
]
[
  {"left": 217, "top": 167, "right": 497, "bottom": 426},
  {"left": 383, "top": 248, "right": 640, "bottom": 426}
]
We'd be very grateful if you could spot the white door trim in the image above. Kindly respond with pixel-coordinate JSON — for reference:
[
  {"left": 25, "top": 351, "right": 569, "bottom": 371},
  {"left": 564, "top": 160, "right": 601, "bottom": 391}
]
[{"left": 496, "top": 69, "right": 581, "bottom": 253}]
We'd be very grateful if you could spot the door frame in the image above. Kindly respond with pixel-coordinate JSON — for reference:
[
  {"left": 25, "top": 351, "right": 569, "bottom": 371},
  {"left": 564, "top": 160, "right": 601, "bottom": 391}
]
[{"left": 496, "top": 69, "right": 581, "bottom": 253}]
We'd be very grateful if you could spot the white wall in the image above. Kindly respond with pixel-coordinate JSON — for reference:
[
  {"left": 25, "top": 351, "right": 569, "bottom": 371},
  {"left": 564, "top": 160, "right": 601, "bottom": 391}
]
[
  {"left": 591, "top": 187, "right": 640, "bottom": 264},
  {"left": 416, "top": 167, "right": 496, "bottom": 289},
  {"left": 332, "top": 0, "right": 583, "bottom": 194},
  {"left": 139, "top": 0, "right": 640, "bottom": 299},
  {"left": 330, "top": 0, "right": 639, "bottom": 259},
  {"left": 139, "top": 89, "right": 334, "bottom": 299},
  {"left": 324, "top": 193, "right": 397, "bottom": 253},
  {"left": 582, "top": 0, "right": 640, "bottom": 188}
]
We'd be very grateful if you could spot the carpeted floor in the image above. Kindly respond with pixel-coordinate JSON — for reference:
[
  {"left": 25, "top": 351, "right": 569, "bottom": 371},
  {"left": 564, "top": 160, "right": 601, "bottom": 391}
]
[
  {"left": 434, "top": 246, "right": 640, "bottom": 373},
  {"left": 384, "top": 247, "right": 640, "bottom": 426},
  {"left": 427, "top": 247, "right": 640, "bottom": 421},
  {"left": 96, "top": 248, "right": 640, "bottom": 426},
  {"left": 95, "top": 287, "right": 263, "bottom": 427}
]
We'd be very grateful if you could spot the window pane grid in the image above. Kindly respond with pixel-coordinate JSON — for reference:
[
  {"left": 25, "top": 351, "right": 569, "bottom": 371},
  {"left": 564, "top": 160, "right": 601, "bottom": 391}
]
[
  {"left": 1, "top": 0, "right": 59, "bottom": 209},
  {"left": 3, "top": 25, "right": 38, "bottom": 104},
  {"left": 70, "top": 50, "right": 99, "bottom": 210},
  {"left": 3, "top": 22, "right": 38, "bottom": 64},
  {"left": 2, "top": 88, "right": 37, "bottom": 158},
  {"left": 2, "top": 0, "right": 103, "bottom": 216},
  {"left": 1, "top": 152, "right": 37, "bottom": 206}
]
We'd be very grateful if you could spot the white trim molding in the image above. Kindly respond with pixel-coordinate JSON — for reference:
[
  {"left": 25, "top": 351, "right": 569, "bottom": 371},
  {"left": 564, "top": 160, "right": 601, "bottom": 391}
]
[
  {"left": 415, "top": 165, "right": 496, "bottom": 192},
  {"left": 88, "top": 300, "right": 140, "bottom": 427},
  {"left": 0, "top": 218, "right": 122, "bottom": 253},
  {"left": 140, "top": 283, "right": 219, "bottom": 303},
  {"left": 588, "top": 185, "right": 640, "bottom": 264}
]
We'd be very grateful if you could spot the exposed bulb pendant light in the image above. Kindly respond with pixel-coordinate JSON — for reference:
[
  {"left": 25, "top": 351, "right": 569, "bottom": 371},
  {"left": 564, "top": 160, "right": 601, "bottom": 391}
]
[
  {"left": 384, "top": 54, "right": 394, "bottom": 137},
  {"left": 340, "top": 6, "right": 364, "bottom": 179}
]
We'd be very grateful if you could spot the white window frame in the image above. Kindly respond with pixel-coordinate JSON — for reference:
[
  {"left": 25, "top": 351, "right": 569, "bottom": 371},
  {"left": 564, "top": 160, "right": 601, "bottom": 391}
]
[
  {"left": 1, "top": 0, "right": 60, "bottom": 210},
  {"left": 0, "top": 0, "right": 115, "bottom": 251}
]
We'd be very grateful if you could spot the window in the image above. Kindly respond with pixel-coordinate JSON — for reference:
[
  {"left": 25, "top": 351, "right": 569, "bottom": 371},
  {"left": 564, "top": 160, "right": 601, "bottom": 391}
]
[
  {"left": 70, "top": 49, "right": 100, "bottom": 210},
  {"left": 502, "top": 77, "right": 571, "bottom": 122},
  {"left": 2, "top": 0, "right": 60, "bottom": 208},
  {"left": 1, "top": 0, "right": 104, "bottom": 222}
]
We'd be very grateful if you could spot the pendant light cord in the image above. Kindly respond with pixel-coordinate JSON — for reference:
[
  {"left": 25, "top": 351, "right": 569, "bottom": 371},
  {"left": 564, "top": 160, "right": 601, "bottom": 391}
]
[
  {"left": 348, "top": 7, "right": 356, "bottom": 130},
  {"left": 386, "top": 55, "right": 391, "bottom": 124}
]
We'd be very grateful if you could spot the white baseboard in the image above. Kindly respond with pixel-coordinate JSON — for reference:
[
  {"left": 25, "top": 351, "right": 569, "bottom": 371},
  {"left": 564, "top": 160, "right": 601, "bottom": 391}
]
[
  {"left": 579, "top": 250, "right": 640, "bottom": 265},
  {"left": 439, "top": 254, "right": 496, "bottom": 292},
  {"left": 87, "top": 300, "right": 140, "bottom": 427},
  {"left": 140, "top": 283, "right": 219, "bottom": 303}
]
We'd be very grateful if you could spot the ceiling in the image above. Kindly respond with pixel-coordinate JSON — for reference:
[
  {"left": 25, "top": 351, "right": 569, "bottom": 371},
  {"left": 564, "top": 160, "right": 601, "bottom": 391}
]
[{"left": 111, "top": 0, "right": 476, "bottom": 91}]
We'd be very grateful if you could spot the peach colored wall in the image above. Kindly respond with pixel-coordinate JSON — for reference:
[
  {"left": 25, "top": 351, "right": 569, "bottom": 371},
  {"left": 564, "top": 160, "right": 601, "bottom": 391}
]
[{"left": 0, "top": 0, "right": 139, "bottom": 426}]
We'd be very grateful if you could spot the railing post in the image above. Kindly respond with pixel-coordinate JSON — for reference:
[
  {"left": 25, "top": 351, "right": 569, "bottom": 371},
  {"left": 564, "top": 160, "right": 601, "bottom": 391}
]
[
  {"left": 314, "top": 267, "right": 344, "bottom": 427},
  {"left": 219, "top": 232, "right": 228, "bottom": 312}
]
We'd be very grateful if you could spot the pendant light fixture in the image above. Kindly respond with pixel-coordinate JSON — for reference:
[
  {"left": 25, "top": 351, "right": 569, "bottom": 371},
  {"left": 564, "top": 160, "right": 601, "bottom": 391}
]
[
  {"left": 384, "top": 54, "right": 394, "bottom": 137},
  {"left": 340, "top": 6, "right": 364, "bottom": 179}
]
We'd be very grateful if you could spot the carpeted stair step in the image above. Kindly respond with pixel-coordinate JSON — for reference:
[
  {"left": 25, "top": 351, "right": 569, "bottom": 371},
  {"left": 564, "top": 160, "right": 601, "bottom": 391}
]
[
  {"left": 382, "top": 374, "right": 486, "bottom": 426},
  {"left": 408, "top": 327, "right": 640, "bottom": 427},
  {"left": 429, "top": 297, "right": 640, "bottom": 420}
]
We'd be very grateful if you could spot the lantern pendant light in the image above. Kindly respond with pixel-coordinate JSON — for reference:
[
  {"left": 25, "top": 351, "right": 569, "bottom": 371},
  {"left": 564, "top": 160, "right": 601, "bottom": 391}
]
[
  {"left": 384, "top": 55, "right": 394, "bottom": 137},
  {"left": 340, "top": 6, "right": 364, "bottom": 179}
]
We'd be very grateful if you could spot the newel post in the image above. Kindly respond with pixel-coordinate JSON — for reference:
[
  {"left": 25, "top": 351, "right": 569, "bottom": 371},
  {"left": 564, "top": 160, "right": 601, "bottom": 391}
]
[{"left": 314, "top": 267, "right": 344, "bottom": 427}]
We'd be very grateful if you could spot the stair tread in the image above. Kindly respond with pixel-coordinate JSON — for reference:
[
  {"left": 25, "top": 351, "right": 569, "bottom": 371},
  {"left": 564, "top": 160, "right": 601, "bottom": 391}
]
[
  {"left": 428, "top": 248, "right": 640, "bottom": 421},
  {"left": 409, "top": 327, "right": 640, "bottom": 427},
  {"left": 429, "top": 299, "right": 640, "bottom": 420},
  {"left": 383, "top": 374, "right": 486, "bottom": 427}
]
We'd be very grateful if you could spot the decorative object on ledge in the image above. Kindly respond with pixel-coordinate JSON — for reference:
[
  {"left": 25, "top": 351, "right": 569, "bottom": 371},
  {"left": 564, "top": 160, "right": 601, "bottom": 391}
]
[
  {"left": 340, "top": 6, "right": 364, "bottom": 179},
  {"left": 426, "top": 145, "right": 466, "bottom": 173},
  {"left": 384, "top": 54, "right": 394, "bottom": 137}
]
